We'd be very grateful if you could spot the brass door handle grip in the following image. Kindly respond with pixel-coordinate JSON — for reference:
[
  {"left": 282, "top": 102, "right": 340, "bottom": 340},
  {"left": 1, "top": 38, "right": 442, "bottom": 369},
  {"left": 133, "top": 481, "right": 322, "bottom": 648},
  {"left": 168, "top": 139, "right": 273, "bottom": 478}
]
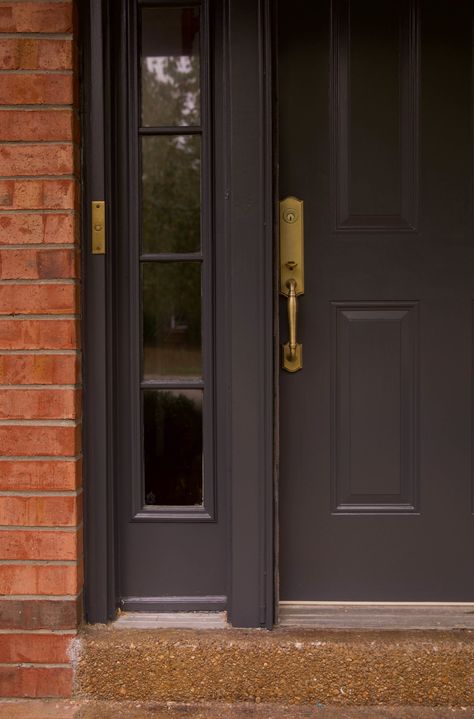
[
  {"left": 287, "top": 278, "right": 298, "bottom": 360},
  {"left": 283, "top": 278, "right": 302, "bottom": 372}
]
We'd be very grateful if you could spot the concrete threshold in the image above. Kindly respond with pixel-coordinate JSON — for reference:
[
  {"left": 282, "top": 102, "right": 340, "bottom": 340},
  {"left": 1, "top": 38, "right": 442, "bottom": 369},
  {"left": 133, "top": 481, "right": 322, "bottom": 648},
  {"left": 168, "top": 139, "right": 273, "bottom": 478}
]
[{"left": 73, "top": 626, "right": 474, "bottom": 706}]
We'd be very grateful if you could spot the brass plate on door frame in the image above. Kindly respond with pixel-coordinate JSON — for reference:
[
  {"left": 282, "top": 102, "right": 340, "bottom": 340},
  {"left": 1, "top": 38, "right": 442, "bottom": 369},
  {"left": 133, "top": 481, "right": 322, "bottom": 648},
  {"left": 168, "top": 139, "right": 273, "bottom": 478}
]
[{"left": 91, "top": 200, "right": 106, "bottom": 255}]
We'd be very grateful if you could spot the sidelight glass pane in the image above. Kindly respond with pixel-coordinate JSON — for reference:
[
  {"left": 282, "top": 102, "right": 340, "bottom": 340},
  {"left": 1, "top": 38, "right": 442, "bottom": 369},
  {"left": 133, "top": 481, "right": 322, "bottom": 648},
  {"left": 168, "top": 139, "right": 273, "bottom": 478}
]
[
  {"left": 141, "top": 135, "right": 201, "bottom": 254},
  {"left": 142, "top": 262, "right": 202, "bottom": 380},
  {"left": 143, "top": 389, "right": 203, "bottom": 506},
  {"left": 141, "top": 7, "right": 200, "bottom": 128}
]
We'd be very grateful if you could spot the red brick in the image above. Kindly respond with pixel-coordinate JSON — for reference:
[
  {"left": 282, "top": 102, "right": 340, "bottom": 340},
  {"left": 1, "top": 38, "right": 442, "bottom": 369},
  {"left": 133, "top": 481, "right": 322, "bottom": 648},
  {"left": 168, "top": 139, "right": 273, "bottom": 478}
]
[
  {"left": 0, "top": 459, "right": 81, "bottom": 491},
  {"left": 0, "top": 665, "right": 72, "bottom": 698},
  {"left": 0, "top": 495, "right": 81, "bottom": 526},
  {"left": 0, "top": 110, "right": 74, "bottom": 142},
  {"left": 0, "top": 0, "right": 81, "bottom": 698},
  {"left": 37, "top": 249, "right": 78, "bottom": 279},
  {"left": 0, "top": 633, "right": 71, "bottom": 663},
  {"left": 0, "top": 284, "right": 77, "bottom": 314},
  {"left": 0, "top": 39, "right": 18, "bottom": 70},
  {"left": 0, "top": 144, "right": 73, "bottom": 176},
  {"left": 0, "top": 563, "right": 82, "bottom": 595},
  {"left": 0, "top": 39, "right": 73, "bottom": 71},
  {"left": 0, "top": 354, "right": 79, "bottom": 385},
  {"left": 0, "top": 75, "right": 73, "bottom": 106},
  {"left": 0, "top": 248, "right": 77, "bottom": 279},
  {"left": 0, "top": 598, "right": 80, "bottom": 630},
  {"left": 0, "top": 425, "right": 81, "bottom": 456},
  {"left": 0, "top": 4, "right": 73, "bottom": 34},
  {"left": 0, "top": 529, "right": 80, "bottom": 560},
  {"left": 0, "top": 181, "right": 75, "bottom": 211},
  {"left": 0, "top": 214, "right": 76, "bottom": 246},
  {"left": 35, "top": 40, "right": 73, "bottom": 72},
  {"left": 0, "top": 319, "right": 79, "bottom": 350},
  {"left": 0, "top": 388, "right": 80, "bottom": 419}
]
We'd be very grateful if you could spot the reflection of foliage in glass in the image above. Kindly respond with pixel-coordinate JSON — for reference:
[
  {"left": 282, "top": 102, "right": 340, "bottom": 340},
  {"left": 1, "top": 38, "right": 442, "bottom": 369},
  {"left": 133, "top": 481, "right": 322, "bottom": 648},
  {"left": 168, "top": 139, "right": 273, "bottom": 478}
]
[
  {"left": 141, "top": 52, "right": 200, "bottom": 128},
  {"left": 142, "top": 262, "right": 201, "bottom": 348},
  {"left": 142, "top": 135, "right": 201, "bottom": 254},
  {"left": 141, "top": 20, "right": 201, "bottom": 254},
  {"left": 144, "top": 390, "right": 203, "bottom": 506}
]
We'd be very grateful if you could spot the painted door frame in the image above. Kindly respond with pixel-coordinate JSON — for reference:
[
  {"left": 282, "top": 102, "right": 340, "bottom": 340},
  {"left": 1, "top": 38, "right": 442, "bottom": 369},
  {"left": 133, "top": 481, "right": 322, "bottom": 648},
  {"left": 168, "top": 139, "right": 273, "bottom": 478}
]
[{"left": 80, "top": 0, "right": 276, "bottom": 628}]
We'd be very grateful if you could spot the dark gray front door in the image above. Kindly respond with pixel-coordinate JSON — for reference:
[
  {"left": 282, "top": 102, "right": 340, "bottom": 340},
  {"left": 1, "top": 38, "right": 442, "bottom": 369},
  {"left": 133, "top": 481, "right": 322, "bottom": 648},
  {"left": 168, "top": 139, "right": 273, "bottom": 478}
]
[{"left": 279, "top": 0, "right": 474, "bottom": 600}]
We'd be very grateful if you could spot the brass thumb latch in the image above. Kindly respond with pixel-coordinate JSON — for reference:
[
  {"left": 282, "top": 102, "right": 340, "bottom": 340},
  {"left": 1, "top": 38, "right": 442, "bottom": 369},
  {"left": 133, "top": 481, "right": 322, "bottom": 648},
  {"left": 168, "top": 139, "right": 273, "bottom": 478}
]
[{"left": 280, "top": 197, "right": 304, "bottom": 372}]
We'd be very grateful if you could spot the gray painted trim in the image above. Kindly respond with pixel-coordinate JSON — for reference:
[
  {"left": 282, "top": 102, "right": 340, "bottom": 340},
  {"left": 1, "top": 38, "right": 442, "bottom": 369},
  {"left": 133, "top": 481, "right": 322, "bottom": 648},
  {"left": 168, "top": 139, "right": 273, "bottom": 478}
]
[
  {"left": 224, "top": 0, "right": 275, "bottom": 628},
  {"left": 81, "top": 0, "right": 116, "bottom": 624}
]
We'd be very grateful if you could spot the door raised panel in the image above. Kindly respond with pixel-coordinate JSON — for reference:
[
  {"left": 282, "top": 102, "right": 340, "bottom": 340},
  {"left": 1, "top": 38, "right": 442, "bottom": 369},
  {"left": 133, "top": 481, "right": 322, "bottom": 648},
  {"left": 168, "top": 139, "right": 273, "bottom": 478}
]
[
  {"left": 331, "top": 0, "right": 420, "bottom": 231},
  {"left": 332, "top": 303, "right": 419, "bottom": 513}
]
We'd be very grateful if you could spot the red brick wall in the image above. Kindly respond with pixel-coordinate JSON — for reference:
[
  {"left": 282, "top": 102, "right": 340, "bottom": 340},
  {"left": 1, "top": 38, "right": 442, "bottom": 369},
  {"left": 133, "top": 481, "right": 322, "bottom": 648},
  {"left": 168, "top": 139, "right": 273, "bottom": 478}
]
[{"left": 0, "top": 1, "right": 81, "bottom": 698}]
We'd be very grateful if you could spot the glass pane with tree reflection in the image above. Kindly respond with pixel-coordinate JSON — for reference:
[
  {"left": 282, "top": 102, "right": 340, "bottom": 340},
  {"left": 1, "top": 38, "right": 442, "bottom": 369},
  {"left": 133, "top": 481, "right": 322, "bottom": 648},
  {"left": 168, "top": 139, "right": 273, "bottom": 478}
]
[
  {"left": 141, "top": 135, "right": 201, "bottom": 254},
  {"left": 143, "top": 389, "right": 203, "bottom": 506},
  {"left": 141, "top": 7, "right": 200, "bottom": 128},
  {"left": 142, "top": 262, "right": 202, "bottom": 380}
]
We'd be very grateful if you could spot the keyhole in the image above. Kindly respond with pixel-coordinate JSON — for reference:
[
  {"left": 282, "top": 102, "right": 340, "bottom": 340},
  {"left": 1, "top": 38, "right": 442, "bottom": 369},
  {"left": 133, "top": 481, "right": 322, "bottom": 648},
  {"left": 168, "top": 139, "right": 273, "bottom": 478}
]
[{"left": 283, "top": 208, "right": 298, "bottom": 224}]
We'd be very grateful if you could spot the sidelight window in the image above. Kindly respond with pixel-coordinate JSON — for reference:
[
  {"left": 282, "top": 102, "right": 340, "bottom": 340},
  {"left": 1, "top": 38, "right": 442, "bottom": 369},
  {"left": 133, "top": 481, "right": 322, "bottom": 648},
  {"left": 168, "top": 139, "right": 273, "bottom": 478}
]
[{"left": 137, "top": 3, "right": 212, "bottom": 517}]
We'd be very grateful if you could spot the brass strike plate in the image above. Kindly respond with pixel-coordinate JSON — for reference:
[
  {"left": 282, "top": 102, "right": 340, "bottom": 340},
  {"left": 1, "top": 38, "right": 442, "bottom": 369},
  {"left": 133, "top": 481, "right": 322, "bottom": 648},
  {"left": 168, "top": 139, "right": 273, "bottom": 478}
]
[
  {"left": 280, "top": 196, "right": 304, "bottom": 296},
  {"left": 91, "top": 201, "right": 105, "bottom": 255}
]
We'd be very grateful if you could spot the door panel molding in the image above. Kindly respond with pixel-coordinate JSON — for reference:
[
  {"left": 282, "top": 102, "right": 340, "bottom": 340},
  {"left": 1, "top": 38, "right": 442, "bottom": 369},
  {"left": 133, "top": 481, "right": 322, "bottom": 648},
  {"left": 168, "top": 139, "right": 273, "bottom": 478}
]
[
  {"left": 330, "top": 0, "right": 420, "bottom": 232},
  {"left": 331, "top": 302, "right": 419, "bottom": 514}
]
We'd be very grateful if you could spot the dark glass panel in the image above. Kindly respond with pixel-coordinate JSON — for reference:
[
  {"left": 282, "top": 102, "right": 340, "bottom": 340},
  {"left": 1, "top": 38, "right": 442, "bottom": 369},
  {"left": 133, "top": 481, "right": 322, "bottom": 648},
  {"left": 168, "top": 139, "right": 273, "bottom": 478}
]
[
  {"left": 143, "top": 389, "right": 203, "bottom": 506},
  {"left": 141, "top": 135, "right": 201, "bottom": 254},
  {"left": 141, "top": 7, "right": 200, "bottom": 127},
  {"left": 142, "top": 262, "right": 202, "bottom": 379}
]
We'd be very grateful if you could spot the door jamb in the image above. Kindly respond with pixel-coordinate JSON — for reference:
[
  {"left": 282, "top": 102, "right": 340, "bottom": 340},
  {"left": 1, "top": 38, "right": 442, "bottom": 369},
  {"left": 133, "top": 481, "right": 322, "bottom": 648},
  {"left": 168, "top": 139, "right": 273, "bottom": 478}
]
[
  {"left": 80, "top": 0, "right": 116, "bottom": 624},
  {"left": 223, "top": 0, "right": 275, "bottom": 628}
]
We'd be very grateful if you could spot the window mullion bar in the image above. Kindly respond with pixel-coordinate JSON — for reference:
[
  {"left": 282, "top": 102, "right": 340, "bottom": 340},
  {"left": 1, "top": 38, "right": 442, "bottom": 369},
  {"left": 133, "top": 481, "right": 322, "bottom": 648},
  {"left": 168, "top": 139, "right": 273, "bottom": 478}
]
[
  {"left": 140, "top": 252, "right": 203, "bottom": 262},
  {"left": 139, "top": 126, "right": 202, "bottom": 136},
  {"left": 141, "top": 379, "right": 204, "bottom": 390}
]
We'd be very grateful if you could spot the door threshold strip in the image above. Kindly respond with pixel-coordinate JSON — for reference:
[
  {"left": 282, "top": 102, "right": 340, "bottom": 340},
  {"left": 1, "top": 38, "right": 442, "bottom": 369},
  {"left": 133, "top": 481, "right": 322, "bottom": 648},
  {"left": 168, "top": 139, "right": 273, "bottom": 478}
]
[{"left": 278, "top": 602, "right": 474, "bottom": 629}]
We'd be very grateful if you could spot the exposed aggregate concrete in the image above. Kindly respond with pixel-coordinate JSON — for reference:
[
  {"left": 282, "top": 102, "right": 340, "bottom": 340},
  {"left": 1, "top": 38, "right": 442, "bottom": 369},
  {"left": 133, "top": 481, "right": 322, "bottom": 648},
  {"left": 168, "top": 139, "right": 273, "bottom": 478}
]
[
  {"left": 0, "top": 699, "right": 474, "bottom": 719},
  {"left": 73, "top": 706, "right": 474, "bottom": 719},
  {"left": 1, "top": 702, "right": 474, "bottom": 718},
  {"left": 73, "top": 627, "right": 474, "bottom": 706}
]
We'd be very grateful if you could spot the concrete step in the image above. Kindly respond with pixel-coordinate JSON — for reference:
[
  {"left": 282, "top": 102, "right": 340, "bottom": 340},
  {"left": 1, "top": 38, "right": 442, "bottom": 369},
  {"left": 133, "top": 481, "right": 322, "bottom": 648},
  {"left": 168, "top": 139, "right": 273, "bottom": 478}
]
[
  {"left": 2, "top": 701, "right": 474, "bottom": 718},
  {"left": 73, "top": 627, "right": 474, "bottom": 706}
]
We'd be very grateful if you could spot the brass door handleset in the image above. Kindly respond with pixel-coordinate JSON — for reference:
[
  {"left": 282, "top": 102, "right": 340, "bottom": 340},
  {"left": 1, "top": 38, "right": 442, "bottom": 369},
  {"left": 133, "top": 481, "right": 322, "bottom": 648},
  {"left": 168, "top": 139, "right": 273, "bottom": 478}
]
[{"left": 280, "top": 197, "right": 304, "bottom": 372}]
